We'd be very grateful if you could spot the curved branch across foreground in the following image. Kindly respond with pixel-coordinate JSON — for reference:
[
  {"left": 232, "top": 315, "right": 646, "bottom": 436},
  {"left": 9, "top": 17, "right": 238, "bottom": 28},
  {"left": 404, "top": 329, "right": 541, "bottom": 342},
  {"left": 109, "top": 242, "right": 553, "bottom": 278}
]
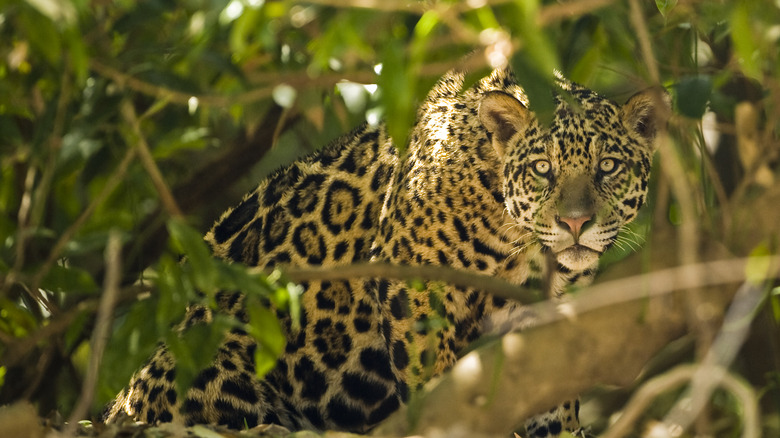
[
  {"left": 273, "top": 256, "right": 778, "bottom": 436},
  {"left": 372, "top": 255, "right": 778, "bottom": 435}
]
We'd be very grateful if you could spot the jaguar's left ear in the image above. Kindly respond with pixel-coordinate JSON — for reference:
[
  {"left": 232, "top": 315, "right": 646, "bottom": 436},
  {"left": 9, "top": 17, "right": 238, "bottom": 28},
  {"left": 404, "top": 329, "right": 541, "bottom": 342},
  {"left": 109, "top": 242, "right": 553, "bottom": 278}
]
[
  {"left": 479, "top": 91, "right": 534, "bottom": 158},
  {"left": 621, "top": 87, "right": 671, "bottom": 149}
]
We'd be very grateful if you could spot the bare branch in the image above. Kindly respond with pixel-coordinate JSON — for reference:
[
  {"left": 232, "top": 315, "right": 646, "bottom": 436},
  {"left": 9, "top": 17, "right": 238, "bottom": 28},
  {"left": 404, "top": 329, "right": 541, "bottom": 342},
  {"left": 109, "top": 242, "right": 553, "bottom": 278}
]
[
  {"left": 120, "top": 100, "right": 184, "bottom": 218},
  {"left": 662, "top": 281, "right": 767, "bottom": 435},
  {"left": 603, "top": 365, "right": 759, "bottom": 438},
  {"left": 628, "top": 0, "right": 659, "bottom": 84},
  {"left": 280, "top": 263, "right": 543, "bottom": 305},
  {"left": 65, "top": 230, "right": 123, "bottom": 434},
  {"left": 374, "top": 255, "right": 778, "bottom": 436}
]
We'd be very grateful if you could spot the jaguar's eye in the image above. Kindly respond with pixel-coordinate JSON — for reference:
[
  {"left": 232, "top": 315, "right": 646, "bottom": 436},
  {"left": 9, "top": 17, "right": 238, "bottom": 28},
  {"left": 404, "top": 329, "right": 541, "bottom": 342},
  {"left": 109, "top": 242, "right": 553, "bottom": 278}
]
[
  {"left": 532, "top": 160, "right": 551, "bottom": 176},
  {"left": 599, "top": 158, "right": 618, "bottom": 174}
]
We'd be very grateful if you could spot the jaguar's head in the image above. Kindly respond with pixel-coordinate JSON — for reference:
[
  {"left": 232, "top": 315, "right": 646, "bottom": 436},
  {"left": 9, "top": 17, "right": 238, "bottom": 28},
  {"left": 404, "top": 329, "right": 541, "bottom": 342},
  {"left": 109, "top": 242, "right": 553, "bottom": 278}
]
[{"left": 479, "top": 81, "right": 669, "bottom": 272}]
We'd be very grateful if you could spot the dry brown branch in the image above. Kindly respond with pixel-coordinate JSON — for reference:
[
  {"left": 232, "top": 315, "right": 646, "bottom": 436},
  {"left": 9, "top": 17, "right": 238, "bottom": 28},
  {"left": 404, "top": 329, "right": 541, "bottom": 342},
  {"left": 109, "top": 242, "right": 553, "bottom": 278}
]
[
  {"left": 30, "top": 146, "right": 138, "bottom": 298},
  {"left": 280, "top": 256, "right": 780, "bottom": 326},
  {"left": 92, "top": 59, "right": 375, "bottom": 108},
  {"left": 373, "top": 254, "right": 777, "bottom": 436},
  {"left": 0, "top": 284, "right": 151, "bottom": 369},
  {"left": 627, "top": 0, "right": 659, "bottom": 84},
  {"left": 662, "top": 280, "right": 767, "bottom": 434},
  {"left": 120, "top": 99, "right": 184, "bottom": 218},
  {"left": 65, "top": 231, "right": 123, "bottom": 435},
  {"left": 2, "top": 167, "right": 56, "bottom": 313},
  {"left": 537, "top": 0, "right": 616, "bottom": 26},
  {"left": 280, "top": 263, "right": 543, "bottom": 304},
  {"left": 602, "top": 365, "right": 759, "bottom": 438}
]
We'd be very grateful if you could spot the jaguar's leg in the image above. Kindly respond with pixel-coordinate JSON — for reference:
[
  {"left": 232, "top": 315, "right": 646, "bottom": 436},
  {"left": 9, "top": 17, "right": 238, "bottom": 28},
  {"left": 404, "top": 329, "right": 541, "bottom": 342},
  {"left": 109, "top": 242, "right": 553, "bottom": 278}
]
[{"left": 523, "top": 399, "right": 581, "bottom": 438}]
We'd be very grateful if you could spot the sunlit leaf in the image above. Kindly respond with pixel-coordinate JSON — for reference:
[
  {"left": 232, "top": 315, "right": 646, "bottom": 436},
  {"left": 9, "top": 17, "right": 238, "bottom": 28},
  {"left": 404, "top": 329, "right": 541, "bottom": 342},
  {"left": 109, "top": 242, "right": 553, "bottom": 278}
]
[
  {"left": 745, "top": 242, "right": 773, "bottom": 286},
  {"left": 730, "top": 3, "right": 761, "bottom": 79},
  {"left": 245, "top": 302, "right": 285, "bottom": 378},
  {"left": 655, "top": 0, "right": 677, "bottom": 18},
  {"left": 378, "top": 41, "right": 415, "bottom": 150}
]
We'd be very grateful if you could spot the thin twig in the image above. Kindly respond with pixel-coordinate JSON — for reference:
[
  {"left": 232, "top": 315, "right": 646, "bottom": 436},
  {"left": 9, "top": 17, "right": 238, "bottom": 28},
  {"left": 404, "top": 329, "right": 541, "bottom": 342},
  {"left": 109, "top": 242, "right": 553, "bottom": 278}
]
[
  {"left": 65, "top": 230, "right": 123, "bottom": 435},
  {"left": 279, "top": 262, "right": 544, "bottom": 304},
  {"left": 2, "top": 167, "right": 56, "bottom": 313},
  {"left": 120, "top": 99, "right": 184, "bottom": 218},
  {"left": 92, "top": 59, "right": 375, "bottom": 108},
  {"left": 30, "top": 146, "right": 138, "bottom": 298},
  {"left": 538, "top": 0, "right": 616, "bottom": 26},
  {"left": 0, "top": 284, "right": 151, "bottom": 369},
  {"left": 627, "top": 0, "right": 659, "bottom": 84}
]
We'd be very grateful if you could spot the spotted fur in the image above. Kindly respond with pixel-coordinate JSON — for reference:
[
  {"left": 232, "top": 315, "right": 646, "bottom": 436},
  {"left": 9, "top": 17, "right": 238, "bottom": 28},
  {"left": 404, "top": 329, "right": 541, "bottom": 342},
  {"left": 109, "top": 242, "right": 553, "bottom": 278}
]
[{"left": 104, "top": 68, "right": 665, "bottom": 437}]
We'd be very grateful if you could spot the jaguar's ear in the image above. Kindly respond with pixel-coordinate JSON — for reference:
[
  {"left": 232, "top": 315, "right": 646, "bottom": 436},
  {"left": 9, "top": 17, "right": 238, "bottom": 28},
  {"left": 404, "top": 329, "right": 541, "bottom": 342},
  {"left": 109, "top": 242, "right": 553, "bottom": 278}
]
[
  {"left": 621, "top": 87, "right": 671, "bottom": 149},
  {"left": 479, "top": 91, "right": 533, "bottom": 158}
]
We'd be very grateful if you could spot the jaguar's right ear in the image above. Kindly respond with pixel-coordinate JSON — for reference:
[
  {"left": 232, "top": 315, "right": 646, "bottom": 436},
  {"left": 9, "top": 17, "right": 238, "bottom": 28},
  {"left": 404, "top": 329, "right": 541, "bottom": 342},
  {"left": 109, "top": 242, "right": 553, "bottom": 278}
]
[{"left": 479, "top": 91, "right": 533, "bottom": 158}]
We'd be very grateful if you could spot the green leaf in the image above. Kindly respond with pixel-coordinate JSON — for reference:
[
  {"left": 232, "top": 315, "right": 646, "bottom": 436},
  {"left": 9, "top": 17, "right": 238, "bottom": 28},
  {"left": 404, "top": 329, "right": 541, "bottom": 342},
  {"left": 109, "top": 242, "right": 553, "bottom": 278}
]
[
  {"left": 155, "top": 254, "right": 191, "bottom": 328},
  {"left": 167, "top": 317, "right": 229, "bottom": 393},
  {"left": 511, "top": 56, "right": 557, "bottom": 126},
  {"left": 167, "top": 218, "right": 217, "bottom": 292},
  {"left": 428, "top": 289, "right": 446, "bottom": 318},
  {"left": 40, "top": 264, "right": 99, "bottom": 294},
  {"left": 152, "top": 127, "right": 210, "bottom": 159},
  {"left": 771, "top": 287, "right": 780, "bottom": 323},
  {"left": 19, "top": 5, "right": 62, "bottom": 67},
  {"left": 0, "top": 299, "right": 38, "bottom": 337},
  {"left": 655, "top": 0, "right": 678, "bottom": 18},
  {"left": 215, "top": 261, "right": 273, "bottom": 298},
  {"left": 675, "top": 75, "right": 712, "bottom": 119},
  {"left": 745, "top": 242, "right": 773, "bottom": 286},
  {"left": 245, "top": 301, "right": 285, "bottom": 379},
  {"left": 730, "top": 3, "right": 761, "bottom": 79},
  {"left": 378, "top": 41, "right": 416, "bottom": 151}
]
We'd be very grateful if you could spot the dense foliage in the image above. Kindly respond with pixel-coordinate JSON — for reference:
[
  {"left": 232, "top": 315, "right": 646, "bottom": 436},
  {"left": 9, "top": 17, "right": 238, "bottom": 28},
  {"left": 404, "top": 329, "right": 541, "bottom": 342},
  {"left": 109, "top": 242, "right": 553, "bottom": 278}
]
[{"left": 0, "top": 0, "right": 778, "bottom": 436}]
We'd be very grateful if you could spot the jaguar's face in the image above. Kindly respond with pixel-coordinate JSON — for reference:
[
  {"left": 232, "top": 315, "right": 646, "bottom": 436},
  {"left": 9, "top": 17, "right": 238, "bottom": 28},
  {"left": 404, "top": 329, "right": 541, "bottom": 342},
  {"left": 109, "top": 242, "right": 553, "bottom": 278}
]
[{"left": 479, "top": 84, "right": 667, "bottom": 271}]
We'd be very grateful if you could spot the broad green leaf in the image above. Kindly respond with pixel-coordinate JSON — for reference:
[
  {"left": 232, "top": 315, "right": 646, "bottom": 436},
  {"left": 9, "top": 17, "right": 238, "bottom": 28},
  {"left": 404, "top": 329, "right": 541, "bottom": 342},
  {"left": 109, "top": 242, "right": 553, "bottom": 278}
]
[
  {"left": 40, "top": 264, "right": 99, "bottom": 294},
  {"left": 98, "top": 297, "right": 161, "bottom": 402},
  {"left": 152, "top": 127, "right": 210, "bottom": 159},
  {"left": 0, "top": 299, "right": 38, "bottom": 337},
  {"left": 167, "top": 316, "right": 229, "bottom": 394},
  {"left": 745, "top": 242, "right": 774, "bottom": 286},
  {"left": 64, "top": 310, "right": 91, "bottom": 352},
  {"left": 675, "top": 75, "right": 712, "bottom": 119},
  {"left": 771, "top": 287, "right": 780, "bottom": 323},
  {"left": 379, "top": 40, "right": 416, "bottom": 151},
  {"left": 245, "top": 301, "right": 285, "bottom": 379},
  {"left": 655, "top": 0, "right": 677, "bottom": 18},
  {"left": 511, "top": 56, "right": 557, "bottom": 126},
  {"left": 428, "top": 288, "right": 446, "bottom": 318},
  {"left": 155, "top": 254, "right": 191, "bottom": 328},
  {"left": 216, "top": 261, "right": 273, "bottom": 298},
  {"left": 730, "top": 3, "right": 760, "bottom": 80},
  {"left": 18, "top": 6, "right": 62, "bottom": 67},
  {"left": 167, "top": 218, "right": 217, "bottom": 292}
]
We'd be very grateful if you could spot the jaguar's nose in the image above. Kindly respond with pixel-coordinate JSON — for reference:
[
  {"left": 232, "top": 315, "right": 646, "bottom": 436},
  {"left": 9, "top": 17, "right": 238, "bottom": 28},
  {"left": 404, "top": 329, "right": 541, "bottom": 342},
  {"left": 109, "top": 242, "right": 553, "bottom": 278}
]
[{"left": 556, "top": 215, "right": 592, "bottom": 241}]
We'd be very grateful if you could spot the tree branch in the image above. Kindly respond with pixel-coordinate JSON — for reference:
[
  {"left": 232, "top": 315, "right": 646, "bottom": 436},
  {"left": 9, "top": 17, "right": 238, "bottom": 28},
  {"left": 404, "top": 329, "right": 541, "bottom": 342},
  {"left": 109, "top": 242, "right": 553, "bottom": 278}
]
[{"left": 374, "top": 254, "right": 778, "bottom": 436}]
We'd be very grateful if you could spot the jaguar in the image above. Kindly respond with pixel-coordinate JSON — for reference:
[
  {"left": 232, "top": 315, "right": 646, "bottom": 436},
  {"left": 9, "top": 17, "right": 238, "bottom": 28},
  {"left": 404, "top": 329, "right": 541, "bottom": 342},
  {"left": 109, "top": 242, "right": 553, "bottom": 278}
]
[{"left": 104, "top": 67, "right": 666, "bottom": 437}]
